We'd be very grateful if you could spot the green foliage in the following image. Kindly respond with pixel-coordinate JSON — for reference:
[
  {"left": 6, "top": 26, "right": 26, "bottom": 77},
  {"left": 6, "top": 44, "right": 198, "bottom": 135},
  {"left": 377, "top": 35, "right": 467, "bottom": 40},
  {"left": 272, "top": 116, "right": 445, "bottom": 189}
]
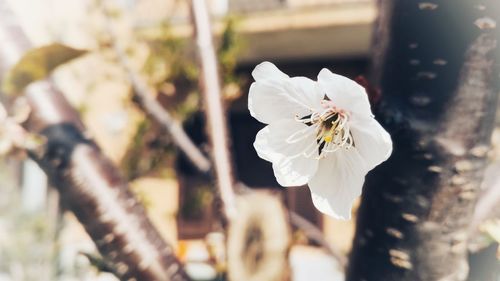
[
  {"left": 120, "top": 119, "right": 178, "bottom": 180},
  {"left": 142, "top": 17, "right": 245, "bottom": 118},
  {"left": 142, "top": 23, "right": 200, "bottom": 120},
  {"left": 180, "top": 184, "right": 214, "bottom": 220},
  {"left": 2, "top": 43, "right": 87, "bottom": 95},
  {"left": 218, "top": 17, "right": 246, "bottom": 102},
  {"left": 121, "top": 17, "right": 245, "bottom": 180},
  {"left": 218, "top": 17, "right": 244, "bottom": 84},
  {"left": 80, "top": 252, "right": 117, "bottom": 274}
]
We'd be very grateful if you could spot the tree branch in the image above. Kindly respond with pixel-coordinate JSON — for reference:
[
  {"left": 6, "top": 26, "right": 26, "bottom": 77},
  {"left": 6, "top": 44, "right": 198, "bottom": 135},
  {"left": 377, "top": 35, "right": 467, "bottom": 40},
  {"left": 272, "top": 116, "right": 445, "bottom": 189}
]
[
  {"left": 104, "top": 4, "right": 337, "bottom": 259},
  {"left": 102, "top": 8, "right": 212, "bottom": 174},
  {"left": 187, "top": 5, "right": 345, "bottom": 273},
  {"left": 189, "top": 0, "right": 237, "bottom": 219},
  {"left": 0, "top": 3, "right": 190, "bottom": 281},
  {"left": 348, "top": 1, "right": 500, "bottom": 280}
]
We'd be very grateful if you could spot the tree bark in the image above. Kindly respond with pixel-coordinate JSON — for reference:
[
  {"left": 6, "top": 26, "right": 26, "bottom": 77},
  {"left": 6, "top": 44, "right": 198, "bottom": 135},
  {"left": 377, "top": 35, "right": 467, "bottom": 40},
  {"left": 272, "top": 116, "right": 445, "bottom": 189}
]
[
  {"left": 348, "top": 1, "right": 500, "bottom": 281},
  {"left": 0, "top": 3, "right": 189, "bottom": 281}
]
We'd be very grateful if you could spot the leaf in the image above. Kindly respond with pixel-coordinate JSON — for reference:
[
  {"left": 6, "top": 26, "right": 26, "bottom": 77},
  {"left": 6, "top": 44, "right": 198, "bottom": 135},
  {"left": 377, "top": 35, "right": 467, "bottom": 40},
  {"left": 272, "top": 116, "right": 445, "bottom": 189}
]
[
  {"left": 80, "top": 252, "right": 117, "bottom": 274},
  {"left": 2, "top": 43, "right": 88, "bottom": 95}
]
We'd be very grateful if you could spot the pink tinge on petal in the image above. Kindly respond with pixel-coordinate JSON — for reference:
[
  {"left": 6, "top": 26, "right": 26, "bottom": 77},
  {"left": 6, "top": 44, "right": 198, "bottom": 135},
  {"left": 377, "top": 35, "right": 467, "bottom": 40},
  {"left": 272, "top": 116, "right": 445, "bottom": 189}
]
[
  {"left": 249, "top": 63, "right": 393, "bottom": 215},
  {"left": 317, "top": 68, "right": 373, "bottom": 120}
]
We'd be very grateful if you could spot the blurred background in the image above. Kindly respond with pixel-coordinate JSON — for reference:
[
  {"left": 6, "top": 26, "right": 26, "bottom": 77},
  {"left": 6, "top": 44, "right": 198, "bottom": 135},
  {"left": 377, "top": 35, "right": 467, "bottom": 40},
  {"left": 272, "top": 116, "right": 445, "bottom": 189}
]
[
  {"left": 0, "top": 0, "right": 375, "bottom": 280},
  {"left": 0, "top": 0, "right": 499, "bottom": 281}
]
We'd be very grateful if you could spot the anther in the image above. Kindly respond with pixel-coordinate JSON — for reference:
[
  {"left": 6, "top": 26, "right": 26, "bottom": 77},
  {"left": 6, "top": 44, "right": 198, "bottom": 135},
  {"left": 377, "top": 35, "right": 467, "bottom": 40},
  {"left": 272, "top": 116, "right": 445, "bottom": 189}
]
[{"left": 294, "top": 101, "right": 354, "bottom": 158}]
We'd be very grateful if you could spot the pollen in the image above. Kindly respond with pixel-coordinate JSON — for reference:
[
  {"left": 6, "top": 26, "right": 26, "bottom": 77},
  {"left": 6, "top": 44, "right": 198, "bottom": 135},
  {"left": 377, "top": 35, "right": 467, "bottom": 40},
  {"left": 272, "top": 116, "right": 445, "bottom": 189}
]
[{"left": 291, "top": 101, "right": 355, "bottom": 159}]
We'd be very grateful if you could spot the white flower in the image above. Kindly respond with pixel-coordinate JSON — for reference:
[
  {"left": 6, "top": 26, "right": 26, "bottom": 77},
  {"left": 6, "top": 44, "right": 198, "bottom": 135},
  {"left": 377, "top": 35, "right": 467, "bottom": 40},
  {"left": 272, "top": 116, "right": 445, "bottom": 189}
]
[{"left": 249, "top": 62, "right": 392, "bottom": 220}]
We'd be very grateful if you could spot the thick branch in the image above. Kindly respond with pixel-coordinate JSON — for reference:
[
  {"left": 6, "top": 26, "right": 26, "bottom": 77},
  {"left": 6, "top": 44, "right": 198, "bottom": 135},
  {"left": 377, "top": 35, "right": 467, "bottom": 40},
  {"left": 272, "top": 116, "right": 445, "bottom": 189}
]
[
  {"left": 0, "top": 3, "right": 189, "bottom": 281},
  {"left": 348, "top": 1, "right": 500, "bottom": 280}
]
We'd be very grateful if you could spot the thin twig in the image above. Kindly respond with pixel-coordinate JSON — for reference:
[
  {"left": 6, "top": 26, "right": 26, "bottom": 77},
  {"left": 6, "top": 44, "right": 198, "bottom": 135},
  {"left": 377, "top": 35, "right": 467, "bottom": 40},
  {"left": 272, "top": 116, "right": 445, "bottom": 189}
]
[
  {"left": 236, "top": 183, "right": 347, "bottom": 266},
  {"left": 190, "top": 0, "right": 237, "bottom": 219},
  {"left": 289, "top": 211, "right": 347, "bottom": 267},
  {"left": 102, "top": 9, "right": 212, "bottom": 174}
]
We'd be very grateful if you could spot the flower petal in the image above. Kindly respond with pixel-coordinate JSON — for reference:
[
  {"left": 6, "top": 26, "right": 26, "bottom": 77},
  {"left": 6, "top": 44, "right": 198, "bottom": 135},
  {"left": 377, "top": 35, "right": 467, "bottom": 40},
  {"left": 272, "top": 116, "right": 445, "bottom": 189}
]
[
  {"left": 248, "top": 77, "right": 323, "bottom": 124},
  {"left": 284, "top": 77, "right": 324, "bottom": 113},
  {"left": 308, "top": 149, "right": 368, "bottom": 220},
  {"left": 317, "top": 68, "right": 372, "bottom": 119},
  {"left": 350, "top": 117, "right": 393, "bottom": 170},
  {"left": 252, "top": 61, "right": 289, "bottom": 82},
  {"left": 254, "top": 119, "right": 319, "bottom": 186},
  {"left": 272, "top": 155, "right": 319, "bottom": 187}
]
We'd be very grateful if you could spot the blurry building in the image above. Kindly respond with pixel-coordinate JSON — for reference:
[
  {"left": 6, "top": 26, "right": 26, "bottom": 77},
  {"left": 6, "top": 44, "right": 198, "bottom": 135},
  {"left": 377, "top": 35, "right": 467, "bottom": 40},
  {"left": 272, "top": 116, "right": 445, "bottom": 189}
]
[{"left": 136, "top": 0, "right": 375, "bottom": 63}]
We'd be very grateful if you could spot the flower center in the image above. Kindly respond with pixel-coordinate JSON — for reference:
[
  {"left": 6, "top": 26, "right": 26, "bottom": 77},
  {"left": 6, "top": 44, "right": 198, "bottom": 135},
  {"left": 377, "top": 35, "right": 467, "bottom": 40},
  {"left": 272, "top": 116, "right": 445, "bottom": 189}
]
[{"left": 288, "top": 100, "right": 354, "bottom": 159}]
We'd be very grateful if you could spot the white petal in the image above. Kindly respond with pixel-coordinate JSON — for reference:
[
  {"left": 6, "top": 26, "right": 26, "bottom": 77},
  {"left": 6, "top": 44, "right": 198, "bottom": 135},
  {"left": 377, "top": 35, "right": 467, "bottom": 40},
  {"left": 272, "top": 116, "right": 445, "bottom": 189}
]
[
  {"left": 284, "top": 77, "right": 324, "bottom": 113},
  {"left": 308, "top": 149, "right": 368, "bottom": 220},
  {"left": 350, "top": 118, "right": 393, "bottom": 170},
  {"left": 272, "top": 155, "right": 319, "bottom": 187},
  {"left": 317, "top": 68, "right": 372, "bottom": 119},
  {"left": 254, "top": 119, "right": 319, "bottom": 186},
  {"left": 252, "top": 61, "right": 289, "bottom": 81},
  {"left": 248, "top": 77, "right": 323, "bottom": 124}
]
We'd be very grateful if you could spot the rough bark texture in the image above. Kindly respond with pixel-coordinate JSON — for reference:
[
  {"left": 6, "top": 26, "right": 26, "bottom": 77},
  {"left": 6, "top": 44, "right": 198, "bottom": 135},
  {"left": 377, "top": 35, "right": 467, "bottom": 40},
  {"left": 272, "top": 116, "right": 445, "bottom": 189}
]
[
  {"left": 348, "top": 1, "right": 500, "bottom": 281},
  {"left": 0, "top": 3, "right": 189, "bottom": 281}
]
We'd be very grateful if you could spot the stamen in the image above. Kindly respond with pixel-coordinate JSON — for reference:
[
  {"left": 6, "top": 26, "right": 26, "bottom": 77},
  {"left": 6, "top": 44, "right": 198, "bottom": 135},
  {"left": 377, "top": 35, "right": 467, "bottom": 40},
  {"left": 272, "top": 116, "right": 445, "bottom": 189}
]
[
  {"left": 286, "top": 125, "right": 316, "bottom": 144},
  {"left": 294, "top": 102, "right": 354, "bottom": 158}
]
